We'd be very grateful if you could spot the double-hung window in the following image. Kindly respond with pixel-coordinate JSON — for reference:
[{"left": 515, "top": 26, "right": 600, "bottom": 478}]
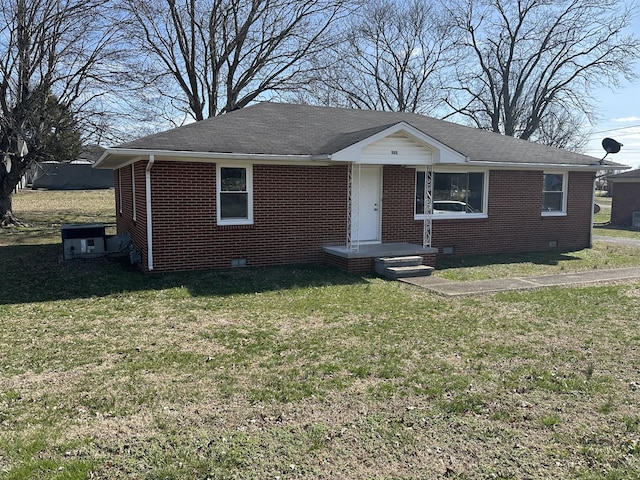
[
  {"left": 217, "top": 165, "right": 253, "bottom": 225},
  {"left": 416, "top": 170, "right": 487, "bottom": 218},
  {"left": 542, "top": 172, "right": 566, "bottom": 215}
]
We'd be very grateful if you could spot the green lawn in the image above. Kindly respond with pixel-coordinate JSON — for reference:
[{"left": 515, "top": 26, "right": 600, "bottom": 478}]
[
  {"left": 593, "top": 194, "right": 612, "bottom": 225},
  {"left": 1, "top": 190, "right": 640, "bottom": 479}
]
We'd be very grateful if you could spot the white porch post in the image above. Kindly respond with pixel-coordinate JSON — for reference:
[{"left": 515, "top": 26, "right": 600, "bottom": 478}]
[
  {"left": 347, "top": 162, "right": 361, "bottom": 251},
  {"left": 423, "top": 163, "right": 433, "bottom": 248}
]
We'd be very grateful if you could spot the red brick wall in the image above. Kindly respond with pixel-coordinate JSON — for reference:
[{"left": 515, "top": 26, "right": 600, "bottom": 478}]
[
  {"left": 382, "top": 166, "right": 594, "bottom": 257},
  {"left": 113, "top": 162, "right": 594, "bottom": 272},
  {"left": 322, "top": 255, "right": 374, "bottom": 274},
  {"left": 116, "top": 162, "right": 150, "bottom": 268},
  {"left": 381, "top": 165, "right": 418, "bottom": 243},
  {"left": 121, "top": 161, "right": 348, "bottom": 272},
  {"left": 611, "top": 183, "right": 640, "bottom": 226}
]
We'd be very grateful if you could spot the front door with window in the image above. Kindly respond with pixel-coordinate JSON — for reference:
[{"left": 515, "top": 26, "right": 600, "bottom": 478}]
[{"left": 353, "top": 166, "right": 382, "bottom": 243}]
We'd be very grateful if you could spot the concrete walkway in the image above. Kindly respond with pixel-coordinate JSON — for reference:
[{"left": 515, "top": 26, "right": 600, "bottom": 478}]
[
  {"left": 401, "top": 235, "right": 640, "bottom": 296},
  {"left": 402, "top": 266, "right": 640, "bottom": 296}
]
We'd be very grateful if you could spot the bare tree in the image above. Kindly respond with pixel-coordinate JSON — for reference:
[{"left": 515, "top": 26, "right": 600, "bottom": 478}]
[
  {"left": 443, "top": 0, "right": 640, "bottom": 146},
  {"left": 0, "top": 0, "right": 122, "bottom": 225},
  {"left": 534, "top": 106, "right": 590, "bottom": 151},
  {"left": 300, "top": 0, "right": 458, "bottom": 114},
  {"left": 118, "top": 0, "right": 356, "bottom": 123}
]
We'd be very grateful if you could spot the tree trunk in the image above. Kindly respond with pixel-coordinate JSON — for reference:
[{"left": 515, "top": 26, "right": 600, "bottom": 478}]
[
  {"left": 0, "top": 189, "right": 18, "bottom": 227},
  {"left": 0, "top": 163, "right": 26, "bottom": 227}
]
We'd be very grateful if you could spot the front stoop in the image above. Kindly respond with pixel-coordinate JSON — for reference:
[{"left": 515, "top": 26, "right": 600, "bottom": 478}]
[
  {"left": 384, "top": 265, "right": 435, "bottom": 280},
  {"left": 375, "top": 256, "right": 435, "bottom": 280}
]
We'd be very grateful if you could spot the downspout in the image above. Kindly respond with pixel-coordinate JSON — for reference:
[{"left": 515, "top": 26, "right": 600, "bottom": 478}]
[
  {"left": 145, "top": 155, "right": 155, "bottom": 271},
  {"left": 589, "top": 173, "right": 596, "bottom": 249},
  {"left": 131, "top": 163, "right": 137, "bottom": 222}
]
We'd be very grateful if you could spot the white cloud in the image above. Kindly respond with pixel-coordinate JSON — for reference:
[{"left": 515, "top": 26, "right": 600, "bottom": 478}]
[{"left": 611, "top": 116, "right": 640, "bottom": 123}]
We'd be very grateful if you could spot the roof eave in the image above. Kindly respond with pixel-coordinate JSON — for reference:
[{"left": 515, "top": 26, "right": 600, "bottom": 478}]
[
  {"left": 94, "top": 148, "right": 320, "bottom": 169},
  {"left": 467, "top": 160, "right": 630, "bottom": 171}
]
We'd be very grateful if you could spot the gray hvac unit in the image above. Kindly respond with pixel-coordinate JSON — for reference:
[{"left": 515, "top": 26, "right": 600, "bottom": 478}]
[
  {"left": 61, "top": 223, "right": 106, "bottom": 260},
  {"left": 633, "top": 212, "right": 640, "bottom": 229}
]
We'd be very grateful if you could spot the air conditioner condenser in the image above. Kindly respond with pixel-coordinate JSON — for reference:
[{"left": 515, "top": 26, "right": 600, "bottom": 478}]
[{"left": 61, "top": 223, "right": 106, "bottom": 260}]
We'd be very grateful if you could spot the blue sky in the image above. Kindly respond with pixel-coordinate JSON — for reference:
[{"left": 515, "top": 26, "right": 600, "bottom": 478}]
[
  {"left": 584, "top": 2, "right": 640, "bottom": 169},
  {"left": 585, "top": 82, "right": 640, "bottom": 170}
]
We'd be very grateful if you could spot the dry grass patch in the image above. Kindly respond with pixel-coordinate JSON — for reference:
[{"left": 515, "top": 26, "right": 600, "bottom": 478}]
[
  {"left": 1, "top": 189, "right": 115, "bottom": 245},
  {"left": 12, "top": 189, "right": 115, "bottom": 222}
]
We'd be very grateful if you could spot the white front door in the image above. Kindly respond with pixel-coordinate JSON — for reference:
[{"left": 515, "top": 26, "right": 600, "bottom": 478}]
[{"left": 353, "top": 166, "right": 382, "bottom": 243}]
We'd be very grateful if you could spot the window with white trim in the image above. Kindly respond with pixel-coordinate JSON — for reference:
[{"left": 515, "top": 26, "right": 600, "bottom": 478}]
[
  {"left": 217, "top": 165, "right": 253, "bottom": 225},
  {"left": 416, "top": 171, "right": 487, "bottom": 218},
  {"left": 542, "top": 172, "right": 566, "bottom": 215}
]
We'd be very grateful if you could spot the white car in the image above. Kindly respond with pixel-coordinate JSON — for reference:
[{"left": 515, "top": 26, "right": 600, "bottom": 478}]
[{"left": 433, "top": 200, "right": 475, "bottom": 213}]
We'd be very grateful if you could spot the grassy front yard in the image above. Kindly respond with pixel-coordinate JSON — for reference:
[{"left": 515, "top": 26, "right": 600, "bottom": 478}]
[{"left": 1, "top": 190, "right": 640, "bottom": 479}]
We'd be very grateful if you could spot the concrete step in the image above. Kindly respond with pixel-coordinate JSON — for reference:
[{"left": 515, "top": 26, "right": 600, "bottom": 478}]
[
  {"left": 383, "top": 265, "right": 435, "bottom": 280},
  {"left": 374, "top": 255, "right": 424, "bottom": 275}
]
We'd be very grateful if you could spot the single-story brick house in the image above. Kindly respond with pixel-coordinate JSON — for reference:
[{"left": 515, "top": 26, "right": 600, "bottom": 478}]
[
  {"left": 607, "top": 169, "right": 640, "bottom": 227},
  {"left": 94, "top": 102, "right": 624, "bottom": 273}
]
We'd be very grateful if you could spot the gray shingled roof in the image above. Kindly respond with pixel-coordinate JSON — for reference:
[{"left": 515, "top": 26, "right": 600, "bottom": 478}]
[
  {"left": 607, "top": 168, "right": 640, "bottom": 181},
  {"left": 117, "top": 102, "right": 609, "bottom": 166},
  {"left": 78, "top": 145, "right": 105, "bottom": 163}
]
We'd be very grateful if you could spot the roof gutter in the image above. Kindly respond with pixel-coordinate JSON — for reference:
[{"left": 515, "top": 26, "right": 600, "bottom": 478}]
[
  {"left": 465, "top": 160, "right": 629, "bottom": 171},
  {"left": 145, "top": 155, "right": 155, "bottom": 272},
  {"left": 94, "top": 148, "right": 318, "bottom": 169}
]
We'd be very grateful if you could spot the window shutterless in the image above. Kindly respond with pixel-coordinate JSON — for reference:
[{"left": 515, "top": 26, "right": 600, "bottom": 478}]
[
  {"left": 217, "top": 165, "right": 253, "bottom": 225},
  {"left": 416, "top": 171, "right": 486, "bottom": 217},
  {"left": 542, "top": 172, "right": 566, "bottom": 215}
]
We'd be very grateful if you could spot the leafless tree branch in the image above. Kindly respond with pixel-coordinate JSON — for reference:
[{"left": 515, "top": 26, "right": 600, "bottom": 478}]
[{"left": 443, "top": 0, "right": 640, "bottom": 147}]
